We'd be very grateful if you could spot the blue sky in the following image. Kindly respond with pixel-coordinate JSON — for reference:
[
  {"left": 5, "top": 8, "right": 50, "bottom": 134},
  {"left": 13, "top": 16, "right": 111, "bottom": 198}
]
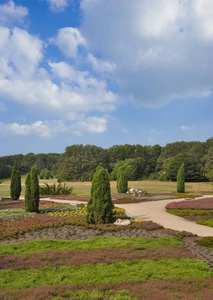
[{"left": 0, "top": 0, "right": 212, "bottom": 156}]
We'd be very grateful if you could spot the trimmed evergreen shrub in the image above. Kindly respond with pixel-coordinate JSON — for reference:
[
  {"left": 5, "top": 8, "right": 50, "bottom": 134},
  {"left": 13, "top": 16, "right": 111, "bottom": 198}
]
[
  {"left": 117, "top": 166, "right": 128, "bottom": 193},
  {"left": 86, "top": 165, "right": 115, "bottom": 224},
  {"left": 24, "top": 166, "right": 40, "bottom": 213},
  {"left": 177, "top": 163, "right": 185, "bottom": 193},
  {"left": 10, "top": 161, "right": 21, "bottom": 200},
  {"left": 24, "top": 173, "right": 31, "bottom": 212}
]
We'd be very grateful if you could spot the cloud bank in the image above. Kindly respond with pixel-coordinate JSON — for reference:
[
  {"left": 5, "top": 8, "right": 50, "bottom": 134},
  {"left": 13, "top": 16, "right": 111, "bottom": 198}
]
[{"left": 80, "top": 0, "right": 213, "bottom": 107}]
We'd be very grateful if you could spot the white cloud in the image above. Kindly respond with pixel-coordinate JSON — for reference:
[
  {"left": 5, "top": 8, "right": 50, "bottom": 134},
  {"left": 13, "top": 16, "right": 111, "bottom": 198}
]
[
  {"left": 0, "top": 116, "right": 107, "bottom": 138},
  {"left": 51, "top": 27, "right": 86, "bottom": 58},
  {"left": 45, "top": 0, "right": 71, "bottom": 12},
  {"left": 0, "top": 26, "right": 43, "bottom": 78},
  {"left": 87, "top": 54, "right": 116, "bottom": 74},
  {"left": 0, "top": 0, "right": 28, "bottom": 26},
  {"left": 80, "top": 0, "right": 213, "bottom": 108},
  {"left": 181, "top": 125, "right": 194, "bottom": 131}
]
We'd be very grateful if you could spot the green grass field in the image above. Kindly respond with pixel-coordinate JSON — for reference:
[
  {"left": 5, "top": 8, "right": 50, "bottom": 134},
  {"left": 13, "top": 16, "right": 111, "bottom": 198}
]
[{"left": 1, "top": 177, "right": 213, "bottom": 196}]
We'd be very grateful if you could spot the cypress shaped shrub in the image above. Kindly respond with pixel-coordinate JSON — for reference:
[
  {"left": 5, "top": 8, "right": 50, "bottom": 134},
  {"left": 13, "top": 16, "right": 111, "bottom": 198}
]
[
  {"left": 24, "top": 167, "right": 40, "bottom": 212},
  {"left": 86, "top": 165, "right": 115, "bottom": 224},
  {"left": 117, "top": 165, "right": 128, "bottom": 193},
  {"left": 10, "top": 161, "right": 21, "bottom": 200},
  {"left": 177, "top": 163, "right": 185, "bottom": 193},
  {"left": 25, "top": 173, "right": 31, "bottom": 212}
]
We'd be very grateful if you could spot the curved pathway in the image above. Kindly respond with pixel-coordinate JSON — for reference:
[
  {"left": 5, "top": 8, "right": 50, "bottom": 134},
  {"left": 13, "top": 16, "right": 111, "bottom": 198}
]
[{"left": 116, "top": 196, "right": 213, "bottom": 237}]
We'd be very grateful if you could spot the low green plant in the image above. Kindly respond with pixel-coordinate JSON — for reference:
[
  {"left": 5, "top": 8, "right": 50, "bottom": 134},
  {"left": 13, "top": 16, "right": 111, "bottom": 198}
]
[
  {"left": 195, "top": 237, "right": 213, "bottom": 249},
  {"left": 167, "top": 209, "right": 213, "bottom": 216},
  {"left": 39, "top": 183, "right": 73, "bottom": 195},
  {"left": 0, "top": 236, "right": 182, "bottom": 257},
  {"left": 197, "top": 219, "right": 213, "bottom": 227},
  {"left": 0, "top": 208, "right": 37, "bottom": 220},
  {"left": 0, "top": 259, "right": 212, "bottom": 290}
]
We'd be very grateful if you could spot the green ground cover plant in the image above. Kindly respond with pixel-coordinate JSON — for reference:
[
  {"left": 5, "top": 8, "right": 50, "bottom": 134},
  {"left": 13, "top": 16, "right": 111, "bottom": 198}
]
[
  {"left": 197, "top": 219, "right": 213, "bottom": 227},
  {"left": 1, "top": 278, "right": 213, "bottom": 300},
  {"left": 167, "top": 209, "right": 213, "bottom": 216},
  {"left": 0, "top": 208, "right": 37, "bottom": 220},
  {"left": 195, "top": 237, "right": 213, "bottom": 249},
  {"left": 0, "top": 236, "right": 182, "bottom": 256},
  {"left": 1, "top": 259, "right": 212, "bottom": 290}
]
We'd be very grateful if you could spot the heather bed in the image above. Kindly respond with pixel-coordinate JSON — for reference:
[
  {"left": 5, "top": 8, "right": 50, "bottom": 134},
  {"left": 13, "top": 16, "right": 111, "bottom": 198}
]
[
  {"left": 166, "top": 198, "right": 213, "bottom": 227},
  {"left": 1, "top": 199, "right": 213, "bottom": 299}
]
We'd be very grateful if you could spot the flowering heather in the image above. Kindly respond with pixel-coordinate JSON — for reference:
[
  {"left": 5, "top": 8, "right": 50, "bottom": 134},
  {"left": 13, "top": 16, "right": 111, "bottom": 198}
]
[
  {"left": 0, "top": 278, "right": 213, "bottom": 300},
  {"left": 0, "top": 246, "right": 194, "bottom": 270},
  {"left": 166, "top": 198, "right": 213, "bottom": 210}
]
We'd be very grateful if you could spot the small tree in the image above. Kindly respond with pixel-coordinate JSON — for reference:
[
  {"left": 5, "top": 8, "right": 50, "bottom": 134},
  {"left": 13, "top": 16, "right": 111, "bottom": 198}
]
[
  {"left": 117, "top": 166, "right": 128, "bottom": 193},
  {"left": 25, "top": 173, "right": 31, "bottom": 212},
  {"left": 25, "top": 166, "right": 40, "bottom": 212},
  {"left": 86, "top": 165, "right": 115, "bottom": 224},
  {"left": 177, "top": 163, "right": 185, "bottom": 193},
  {"left": 10, "top": 161, "right": 21, "bottom": 200}
]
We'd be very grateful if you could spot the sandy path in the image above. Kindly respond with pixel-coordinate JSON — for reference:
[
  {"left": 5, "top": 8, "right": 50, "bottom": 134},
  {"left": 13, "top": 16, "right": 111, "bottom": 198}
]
[{"left": 116, "top": 196, "right": 213, "bottom": 237}]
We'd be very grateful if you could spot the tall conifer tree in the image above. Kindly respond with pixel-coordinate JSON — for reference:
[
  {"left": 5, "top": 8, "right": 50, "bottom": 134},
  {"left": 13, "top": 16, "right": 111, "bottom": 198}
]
[
  {"left": 10, "top": 161, "right": 21, "bottom": 200},
  {"left": 177, "top": 163, "right": 185, "bottom": 193},
  {"left": 86, "top": 165, "right": 115, "bottom": 224}
]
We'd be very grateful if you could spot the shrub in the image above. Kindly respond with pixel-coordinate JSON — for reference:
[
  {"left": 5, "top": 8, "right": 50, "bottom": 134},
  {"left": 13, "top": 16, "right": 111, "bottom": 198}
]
[
  {"left": 24, "top": 167, "right": 39, "bottom": 213},
  {"left": 86, "top": 165, "right": 115, "bottom": 224},
  {"left": 10, "top": 161, "right": 21, "bottom": 200},
  {"left": 177, "top": 163, "right": 185, "bottom": 193},
  {"left": 39, "top": 183, "right": 73, "bottom": 195},
  {"left": 117, "top": 166, "right": 128, "bottom": 193}
]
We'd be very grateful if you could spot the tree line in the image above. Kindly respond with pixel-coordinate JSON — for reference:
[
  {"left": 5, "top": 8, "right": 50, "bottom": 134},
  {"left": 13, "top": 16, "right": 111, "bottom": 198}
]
[{"left": 0, "top": 137, "right": 212, "bottom": 182}]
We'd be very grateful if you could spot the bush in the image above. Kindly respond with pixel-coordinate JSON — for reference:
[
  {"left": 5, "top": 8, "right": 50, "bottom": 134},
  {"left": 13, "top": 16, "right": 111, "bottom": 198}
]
[
  {"left": 10, "top": 161, "right": 21, "bottom": 200},
  {"left": 24, "top": 166, "right": 39, "bottom": 213},
  {"left": 177, "top": 163, "right": 185, "bottom": 193},
  {"left": 86, "top": 165, "right": 115, "bottom": 224},
  {"left": 39, "top": 183, "right": 73, "bottom": 195},
  {"left": 117, "top": 166, "right": 128, "bottom": 193}
]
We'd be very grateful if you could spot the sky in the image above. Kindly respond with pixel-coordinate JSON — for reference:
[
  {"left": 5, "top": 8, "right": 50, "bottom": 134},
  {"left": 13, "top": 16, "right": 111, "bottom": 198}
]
[{"left": 0, "top": 0, "right": 212, "bottom": 156}]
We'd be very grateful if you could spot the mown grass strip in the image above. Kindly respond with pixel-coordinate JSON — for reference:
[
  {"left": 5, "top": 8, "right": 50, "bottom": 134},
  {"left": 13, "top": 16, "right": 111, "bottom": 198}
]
[
  {"left": 0, "top": 259, "right": 212, "bottom": 290},
  {"left": 197, "top": 219, "right": 213, "bottom": 227},
  {"left": 167, "top": 209, "right": 213, "bottom": 216},
  {"left": 0, "top": 236, "right": 182, "bottom": 257}
]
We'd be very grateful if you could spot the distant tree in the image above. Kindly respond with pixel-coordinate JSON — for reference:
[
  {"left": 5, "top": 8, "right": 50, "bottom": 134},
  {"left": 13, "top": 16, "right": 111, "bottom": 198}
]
[
  {"left": 117, "top": 166, "right": 128, "bottom": 193},
  {"left": 86, "top": 165, "right": 115, "bottom": 224},
  {"left": 10, "top": 161, "right": 21, "bottom": 200},
  {"left": 177, "top": 163, "right": 185, "bottom": 193},
  {"left": 39, "top": 169, "right": 45, "bottom": 179},
  {"left": 24, "top": 166, "right": 39, "bottom": 212}
]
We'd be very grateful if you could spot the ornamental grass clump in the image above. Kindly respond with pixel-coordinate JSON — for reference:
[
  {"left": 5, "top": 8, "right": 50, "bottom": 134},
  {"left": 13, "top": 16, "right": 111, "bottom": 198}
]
[{"left": 86, "top": 165, "right": 115, "bottom": 224}]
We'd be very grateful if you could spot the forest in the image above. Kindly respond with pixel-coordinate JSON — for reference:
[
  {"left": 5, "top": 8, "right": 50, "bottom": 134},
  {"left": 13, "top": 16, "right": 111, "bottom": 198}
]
[{"left": 0, "top": 138, "right": 212, "bottom": 182}]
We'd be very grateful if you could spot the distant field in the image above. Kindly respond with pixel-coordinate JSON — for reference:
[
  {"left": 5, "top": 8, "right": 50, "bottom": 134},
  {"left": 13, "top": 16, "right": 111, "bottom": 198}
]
[{"left": 0, "top": 178, "right": 213, "bottom": 196}]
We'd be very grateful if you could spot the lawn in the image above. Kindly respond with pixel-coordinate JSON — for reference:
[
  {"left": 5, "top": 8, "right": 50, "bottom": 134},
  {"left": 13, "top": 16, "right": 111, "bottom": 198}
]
[{"left": 1, "top": 178, "right": 213, "bottom": 196}]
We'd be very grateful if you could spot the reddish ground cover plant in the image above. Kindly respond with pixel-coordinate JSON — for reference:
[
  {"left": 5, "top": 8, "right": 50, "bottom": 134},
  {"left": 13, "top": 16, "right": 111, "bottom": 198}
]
[
  {"left": 0, "top": 246, "right": 194, "bottom": 270},
  {"left": 0, "top": 278, "right": 213, "bottom": 300},
  {"left": 166, "top": 198, "right": 213, "bottom": 210}
]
